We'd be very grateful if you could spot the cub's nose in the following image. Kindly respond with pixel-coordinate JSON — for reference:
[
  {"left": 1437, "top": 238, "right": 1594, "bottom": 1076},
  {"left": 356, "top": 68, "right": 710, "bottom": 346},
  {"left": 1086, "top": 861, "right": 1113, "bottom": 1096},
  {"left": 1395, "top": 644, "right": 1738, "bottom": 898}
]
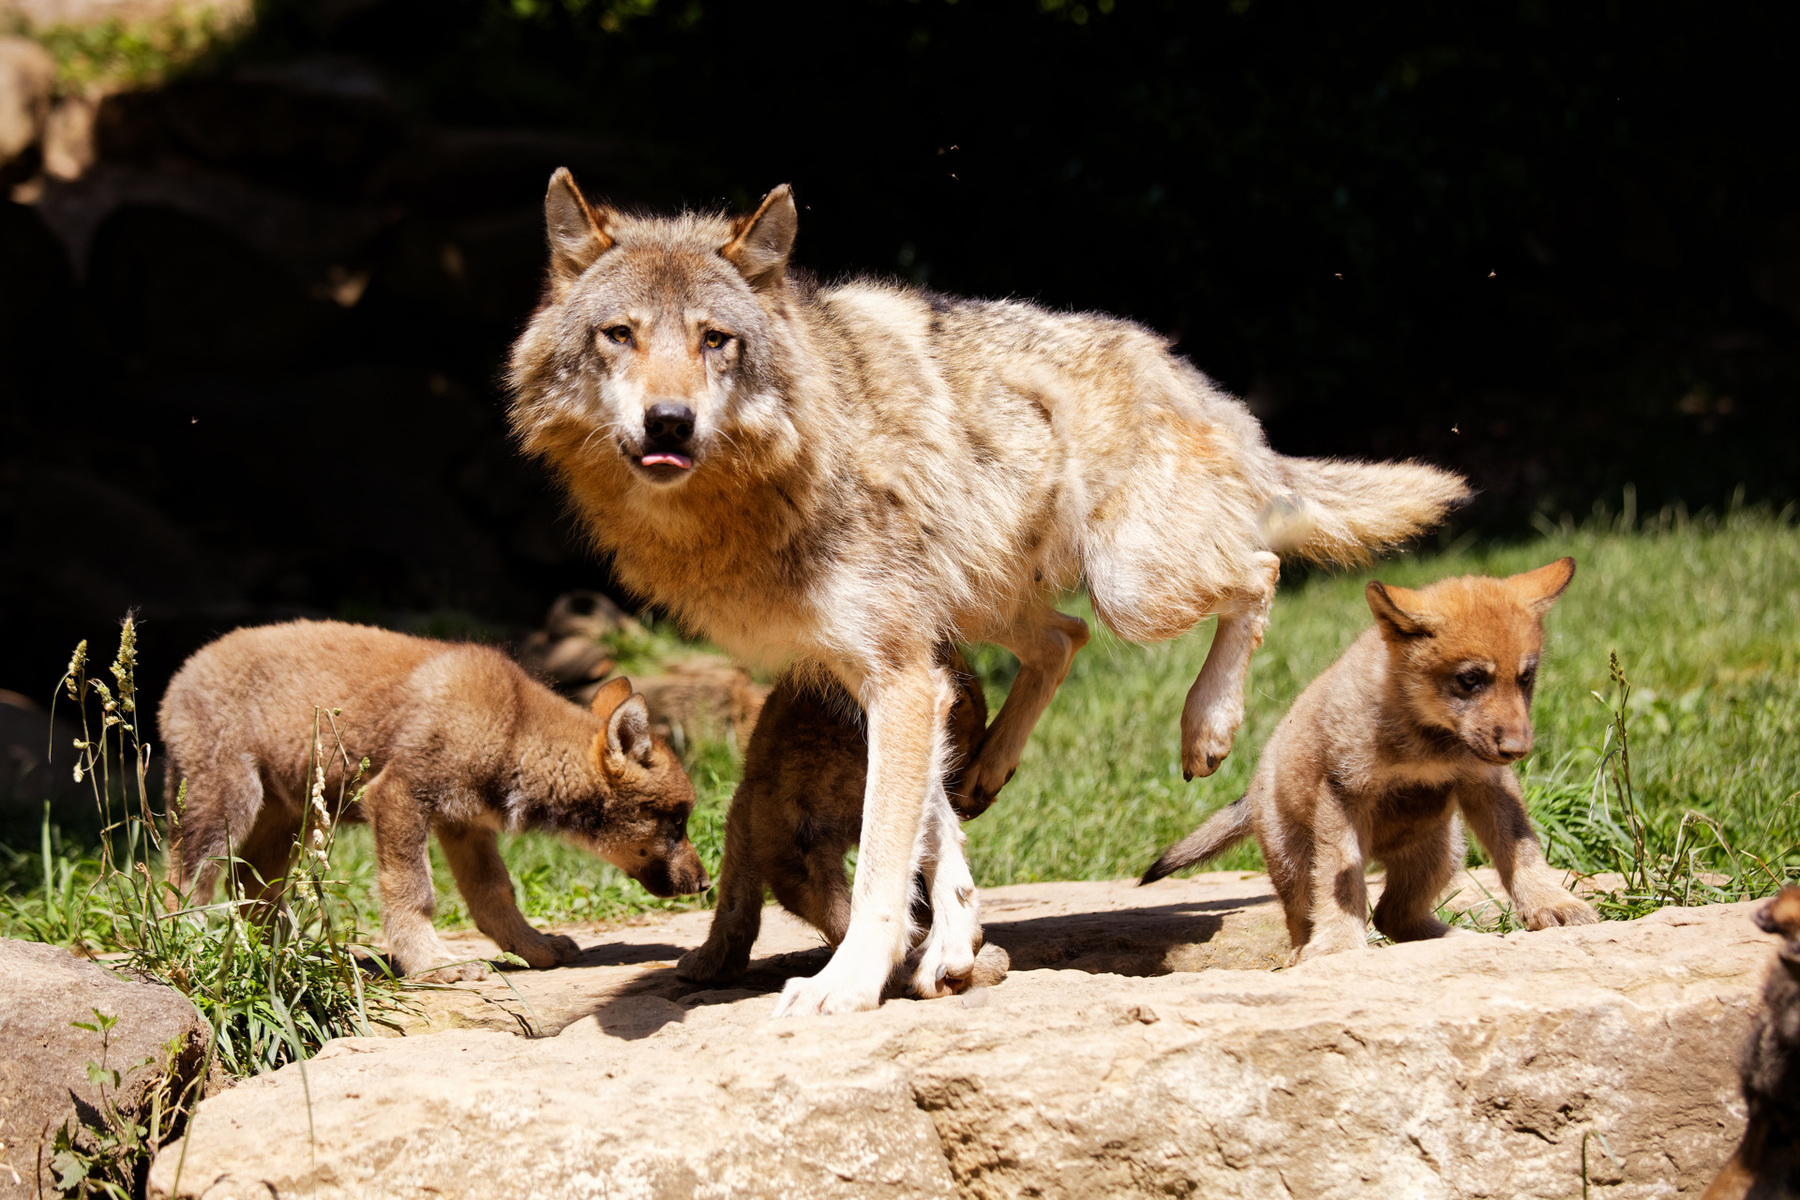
[
  {"left": 644, "top": 402, "right": 695, "bottom": 447},
  {"left": 1494, "top": 730, "right": 1532, "bottom": 761}
]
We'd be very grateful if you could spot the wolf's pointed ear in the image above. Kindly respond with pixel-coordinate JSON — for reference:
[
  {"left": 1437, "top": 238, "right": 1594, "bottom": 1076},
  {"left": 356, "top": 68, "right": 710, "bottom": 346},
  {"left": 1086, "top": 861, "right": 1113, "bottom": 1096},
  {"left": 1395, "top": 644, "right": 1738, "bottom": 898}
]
[
  {"left": 722, "top": 184, "right": 797, "bottom": 292},
  {"left": 604, "top": 693, "right": 656, "bottom": 769},
  {"left": 588, "top": 675, "right": 633, "bottom": 721},
  {"left": 1366, "top": 581, "right": 1437, "bottom": 640},
  {"left": 1507, "top": 557, "right": 1576, "bottom": 615},
  {"left": 545, "top": 168, "right": 614, "bottom": 283}
]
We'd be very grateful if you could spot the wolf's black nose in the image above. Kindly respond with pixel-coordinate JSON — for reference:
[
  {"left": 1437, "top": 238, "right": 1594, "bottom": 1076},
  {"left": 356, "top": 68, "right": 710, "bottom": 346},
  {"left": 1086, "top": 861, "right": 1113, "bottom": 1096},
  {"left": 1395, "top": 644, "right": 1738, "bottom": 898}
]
[{"left": 644, "top": 403, "right": 695, "bottom": 446}]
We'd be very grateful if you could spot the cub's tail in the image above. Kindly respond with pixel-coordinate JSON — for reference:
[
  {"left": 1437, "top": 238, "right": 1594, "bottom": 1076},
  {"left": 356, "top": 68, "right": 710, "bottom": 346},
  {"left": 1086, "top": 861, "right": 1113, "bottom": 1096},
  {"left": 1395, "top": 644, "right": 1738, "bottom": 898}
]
[
  {"left": 1262, "top": 457, "right": 1470, "bottom": 566},
  {"left": 1140, "top": 796, "right": 1253, "bottom": 885}
]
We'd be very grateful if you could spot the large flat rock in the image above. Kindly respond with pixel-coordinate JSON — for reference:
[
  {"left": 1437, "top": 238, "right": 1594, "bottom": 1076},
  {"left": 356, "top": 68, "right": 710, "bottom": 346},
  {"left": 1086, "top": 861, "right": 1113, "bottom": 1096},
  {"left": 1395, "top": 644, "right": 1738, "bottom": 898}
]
[{"left": 149, "top": 876, "right": 1771, "bottom": 1200}]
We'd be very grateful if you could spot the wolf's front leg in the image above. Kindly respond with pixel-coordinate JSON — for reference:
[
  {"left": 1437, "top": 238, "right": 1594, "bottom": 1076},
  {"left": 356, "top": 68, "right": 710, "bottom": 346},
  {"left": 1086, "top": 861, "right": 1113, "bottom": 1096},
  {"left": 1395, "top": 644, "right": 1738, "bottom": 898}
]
[
  {"left": 910, "top": 785, "right": 983, "bottom": 998},
  {"left": 774, "top": 657, "right": 952, "bottom": 1017},
  {"left": 964, "top": 605, "right": 1089, "bottom": 812},
  {"left": 1458, "top": 774, "right": 1598, "bottom": 930},
  {"left": 1181, "top": 552, "right": 1280, "bottom": 779}
]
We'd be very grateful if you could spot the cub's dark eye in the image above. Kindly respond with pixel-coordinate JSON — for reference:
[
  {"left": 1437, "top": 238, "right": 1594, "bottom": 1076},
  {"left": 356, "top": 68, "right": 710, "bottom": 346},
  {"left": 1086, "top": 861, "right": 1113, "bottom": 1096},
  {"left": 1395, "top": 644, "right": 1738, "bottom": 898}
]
[
  {"left": 1455, "top": 668, "right": 1488, "bottom": 693},
  {"left": 1519, "top": 668, "right": 1537, "bottom": 691},
  {"left": 702, "top": 329, "right": 731, "bottom": 350},
  {"left": 603, "top": 325, "right": 633, "bottom": 346}
]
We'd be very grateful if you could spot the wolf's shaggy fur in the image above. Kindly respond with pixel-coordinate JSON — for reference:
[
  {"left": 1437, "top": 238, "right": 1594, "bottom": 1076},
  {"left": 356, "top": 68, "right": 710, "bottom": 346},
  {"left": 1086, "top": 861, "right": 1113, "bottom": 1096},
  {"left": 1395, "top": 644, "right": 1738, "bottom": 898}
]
[
  {"left": 1703, "top": 887, "right": 1800, "bottom": 1200},
  {"left": 507, "top": 173, "right": 1468, "bottom": 1014},
  {"left": 1143, "top": 560, "right": 1598, "bottom": 959},
  {"left": 676, "top": 646, "right": 1006, "bottom": 993},
  {"left": 161, "top": 621, "right": 706, "bottom": 982}
]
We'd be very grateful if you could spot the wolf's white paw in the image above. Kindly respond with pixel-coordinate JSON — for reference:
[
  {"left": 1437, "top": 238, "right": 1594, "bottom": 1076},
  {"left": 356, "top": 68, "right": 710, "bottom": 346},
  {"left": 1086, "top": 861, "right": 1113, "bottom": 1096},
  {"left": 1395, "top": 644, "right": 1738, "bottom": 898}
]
[
  {"left": 911, "top": 913, "right": 981, "bottom": 999},
  {"left": 772, "top": 939, "right": 889, "bottom": 1017},
  {"left": 1523, "top": 894, "right": 1600, "bottom": 930},
  {"left": 1296, "top": 925, "right": 1369, "bottom": 962}
]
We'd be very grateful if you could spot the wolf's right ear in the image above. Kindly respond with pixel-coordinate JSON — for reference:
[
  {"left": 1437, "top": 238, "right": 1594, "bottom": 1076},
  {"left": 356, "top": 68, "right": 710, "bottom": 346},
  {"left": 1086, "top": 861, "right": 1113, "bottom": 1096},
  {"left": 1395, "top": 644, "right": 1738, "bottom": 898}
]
[
  {"left": 545, "top": 168, "right": 614, "bottom": 284},
  {"left": 722, "top": 184, "right": 797, "bottom": 292},
  {"left": 1366, "top": 581, "right": 1437, "bottom": 640}
]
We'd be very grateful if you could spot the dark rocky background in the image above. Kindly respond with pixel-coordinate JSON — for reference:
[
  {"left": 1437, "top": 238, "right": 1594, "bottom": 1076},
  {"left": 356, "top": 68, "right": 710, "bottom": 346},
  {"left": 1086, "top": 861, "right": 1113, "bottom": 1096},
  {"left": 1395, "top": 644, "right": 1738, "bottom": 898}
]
[{"left": 2, "top": 0, "right": 1796, "bottom": 731}]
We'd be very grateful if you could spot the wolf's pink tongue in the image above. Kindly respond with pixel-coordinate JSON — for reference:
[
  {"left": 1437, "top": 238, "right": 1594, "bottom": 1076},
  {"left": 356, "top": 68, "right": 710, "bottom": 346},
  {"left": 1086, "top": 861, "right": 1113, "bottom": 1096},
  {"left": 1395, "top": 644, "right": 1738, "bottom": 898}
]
[{"left": 641, "top": 453, "right": 693, "bottom": 470}]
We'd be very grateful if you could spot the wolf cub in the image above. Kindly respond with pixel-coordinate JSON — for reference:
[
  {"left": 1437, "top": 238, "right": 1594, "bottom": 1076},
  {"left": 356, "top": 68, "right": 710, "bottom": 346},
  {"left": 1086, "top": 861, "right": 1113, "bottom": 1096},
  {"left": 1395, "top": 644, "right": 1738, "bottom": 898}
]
[
  {"left": 1143, "top": 559, "right": 1597, "bottom": 959},
  {"left": 1702, "top": 887, "right": 1800, "bottom": 1200},
  {"left": 678, "top": 647, "right": 1008, "bottom": 996},
  {"left": 161, "top": 620, "right": 707, "bottom": 982}
]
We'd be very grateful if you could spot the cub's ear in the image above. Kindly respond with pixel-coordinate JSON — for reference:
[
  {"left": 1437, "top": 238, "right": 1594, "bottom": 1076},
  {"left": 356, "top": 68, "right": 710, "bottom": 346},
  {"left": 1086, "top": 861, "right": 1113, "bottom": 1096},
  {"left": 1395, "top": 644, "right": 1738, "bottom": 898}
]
[
  {"left": 1508, "top": 557, "right": 1576, "bottom": 615},
  {"left": 545, "top": 167, "right": 615, "bottom": 284},
  {"left": 604, "top": 693, "right": 656, "bottom": 769},
  {"left": 1366, "top": 581, "right": 1437, "bottom": 639},
  {"left": 589, "top": 676, "right": 633, "bottom": 721},
  {"left": 722, "top": 184, "right": 797, "bottom": 292}
]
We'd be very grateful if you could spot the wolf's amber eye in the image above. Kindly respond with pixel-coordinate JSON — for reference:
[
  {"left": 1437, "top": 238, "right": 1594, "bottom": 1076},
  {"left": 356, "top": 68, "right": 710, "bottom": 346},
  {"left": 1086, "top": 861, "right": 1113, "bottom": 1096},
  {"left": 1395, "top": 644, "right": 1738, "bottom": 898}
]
[
  {"left": 603, "top": 325, "right": 632, "bottom": 346},
  {"left": 702, "top": 329, "right": 731, "bottom": 350}
]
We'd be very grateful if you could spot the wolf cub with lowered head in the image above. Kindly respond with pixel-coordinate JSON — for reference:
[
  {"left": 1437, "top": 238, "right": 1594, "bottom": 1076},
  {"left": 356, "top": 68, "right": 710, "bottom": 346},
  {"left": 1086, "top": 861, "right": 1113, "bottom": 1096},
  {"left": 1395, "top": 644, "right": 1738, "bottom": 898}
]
[
  {"left": 1143, "top": 559, "right": 1597, "bottom": 959},
  {"left": 678, "top": 647, "right": 1007, "bottom": 995},
  {"left": 161, "top": 620, "right": 707, "bottom": 982}
]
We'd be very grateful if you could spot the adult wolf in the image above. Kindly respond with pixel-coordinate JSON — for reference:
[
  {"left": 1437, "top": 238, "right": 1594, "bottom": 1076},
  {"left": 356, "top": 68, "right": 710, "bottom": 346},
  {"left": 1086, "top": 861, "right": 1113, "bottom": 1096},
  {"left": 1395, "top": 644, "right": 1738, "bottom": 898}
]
[{"left": 508, "top": 172, "right": 1468, "bottom": 1016}]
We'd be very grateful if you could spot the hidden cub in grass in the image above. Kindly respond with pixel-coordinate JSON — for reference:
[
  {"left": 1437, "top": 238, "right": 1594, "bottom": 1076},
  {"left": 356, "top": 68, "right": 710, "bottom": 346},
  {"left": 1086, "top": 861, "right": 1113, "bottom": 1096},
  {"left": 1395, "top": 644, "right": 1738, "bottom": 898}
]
[
  {"left": 678, "top": 646, "right": 1009, "bottom": 996},
  {"left": 161, "top": 620, "right": 707, "bottom": 982},
  {"left": 1142, "top": 559, "right": 1598, "bottom": 959}
]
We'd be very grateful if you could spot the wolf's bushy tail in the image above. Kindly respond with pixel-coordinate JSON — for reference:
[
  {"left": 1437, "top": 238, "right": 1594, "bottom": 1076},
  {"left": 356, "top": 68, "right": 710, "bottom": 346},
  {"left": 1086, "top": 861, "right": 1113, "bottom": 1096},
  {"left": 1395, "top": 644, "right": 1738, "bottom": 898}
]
[
  {"left": 1263, "top": 457, "right": 1470, "bottom": 566},
  {"left": 1140, "top": 796, "right": 1253, "bottom": 885}
]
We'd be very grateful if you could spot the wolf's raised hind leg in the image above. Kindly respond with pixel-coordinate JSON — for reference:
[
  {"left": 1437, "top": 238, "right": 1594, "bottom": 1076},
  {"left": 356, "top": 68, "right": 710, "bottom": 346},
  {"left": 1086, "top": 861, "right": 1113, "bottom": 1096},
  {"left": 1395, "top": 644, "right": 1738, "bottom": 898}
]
[
  {"left": 1181, "top": 551, "right": 1280, "bottom": 779},
  {"left": 964, "top": 605, "right": 1090, "bottom": 812},
  {"left": 910, "top": 785, "right": 982, "bottom": 998},
  {"left": 774, "top": 657, "right": 951, "bottom": 1017}
]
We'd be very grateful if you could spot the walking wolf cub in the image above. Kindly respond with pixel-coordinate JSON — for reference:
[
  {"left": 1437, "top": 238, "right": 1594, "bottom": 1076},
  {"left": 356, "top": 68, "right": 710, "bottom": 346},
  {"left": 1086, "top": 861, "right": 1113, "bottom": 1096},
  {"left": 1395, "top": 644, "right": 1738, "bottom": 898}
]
[
  {"left": 508, "top": 172, "right": 1467, "bottom": 1014},
  {"left": 1143, "top": 559, "right": 1598, "bottom": 958},
  {"left": 677, "top": 647, "right": 1007, "bottom": 995},
  {"left": 161, "top": 620, "right": 707, "bottom": 982}
]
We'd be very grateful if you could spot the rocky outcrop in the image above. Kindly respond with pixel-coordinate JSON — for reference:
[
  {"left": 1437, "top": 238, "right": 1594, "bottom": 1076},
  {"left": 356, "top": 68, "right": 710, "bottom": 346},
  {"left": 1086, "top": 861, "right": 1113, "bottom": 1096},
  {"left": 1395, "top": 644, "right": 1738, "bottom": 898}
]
[
  {"left": 147, "top": 876, "right": 1770, "bottom": 1199},
  {"left": 0, "top": 938, "right": 210, "bottom": 1199}
]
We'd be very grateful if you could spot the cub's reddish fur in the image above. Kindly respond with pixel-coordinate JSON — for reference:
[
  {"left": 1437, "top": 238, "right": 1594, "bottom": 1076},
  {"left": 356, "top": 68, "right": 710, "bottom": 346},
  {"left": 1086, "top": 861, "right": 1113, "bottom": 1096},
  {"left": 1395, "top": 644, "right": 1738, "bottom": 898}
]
[
  {"left": 161, "top": 620, "right": 705, "bottom": 982},
  {"left": 1144, "top": 559, "right": 1598, "bottom": 959}
]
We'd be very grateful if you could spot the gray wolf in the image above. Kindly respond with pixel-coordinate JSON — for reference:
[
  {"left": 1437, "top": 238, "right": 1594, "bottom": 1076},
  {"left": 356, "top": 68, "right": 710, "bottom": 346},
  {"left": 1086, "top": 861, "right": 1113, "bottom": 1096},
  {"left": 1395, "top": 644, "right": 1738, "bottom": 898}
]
[
  {"left": 1142, "top": 558, "right": 1598, "bottom": 958},
  {"left": 676, "top": 646, "right": 1007, "bottom": 992},
  {"left": 1702, "top": 886, "right": 1800, "bottom": 1200},
  {"left": 506, "top": 172, "right": 1468, "bottom": 1014},
  {"left": 160, "top": 620, "right": 706, "bottom": 982}
]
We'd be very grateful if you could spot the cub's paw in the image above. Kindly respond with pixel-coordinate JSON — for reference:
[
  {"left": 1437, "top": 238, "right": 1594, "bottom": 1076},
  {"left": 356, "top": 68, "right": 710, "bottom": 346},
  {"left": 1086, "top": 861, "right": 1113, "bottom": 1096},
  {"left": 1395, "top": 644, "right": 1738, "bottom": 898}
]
[
  {"left": 969, "top": 942, "right": 1010, "bottom": 989},
  {"left": 515, "top": 932, "right": 582, "bottom": 969},
  {"left": 1296, "top": 926, "right": 1369, "bottom": 962},
  {"left": 1524, "top": 894, "right": 1600, "bottom": 930},
  {"left": 676, "top": 938, "right": 747, "bottom": 984},
  {"left": 409, "top": 958, "right": 489, "bottom": 984}
]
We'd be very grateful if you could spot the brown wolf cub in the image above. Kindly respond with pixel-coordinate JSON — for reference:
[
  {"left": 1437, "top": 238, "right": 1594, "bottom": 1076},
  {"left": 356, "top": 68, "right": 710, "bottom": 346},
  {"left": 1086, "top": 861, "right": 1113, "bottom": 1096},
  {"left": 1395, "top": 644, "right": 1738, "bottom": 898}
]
[
  {"left": 1143, "top": 558, "right": 1597, "bottom": 959},
  {"left": 160, "top": 620, "right": 706, "bottom": 982},
  {"left": 509, "top": 172, "right": 1467, "bottom": 1014},
  {"left": 1702, "top": 886, "right": 1800, "bottom": 1200},
  {"left": 677, "top": 647, "right": 1007, "bottom": 995}
]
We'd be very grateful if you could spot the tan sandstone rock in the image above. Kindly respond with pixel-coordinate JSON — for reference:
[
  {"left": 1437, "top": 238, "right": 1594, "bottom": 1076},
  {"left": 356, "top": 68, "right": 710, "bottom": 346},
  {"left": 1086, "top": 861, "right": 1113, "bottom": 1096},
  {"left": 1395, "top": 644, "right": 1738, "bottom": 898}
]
[{"left": 147, "top": 877, "right": 1769, "bottom": 1200}]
